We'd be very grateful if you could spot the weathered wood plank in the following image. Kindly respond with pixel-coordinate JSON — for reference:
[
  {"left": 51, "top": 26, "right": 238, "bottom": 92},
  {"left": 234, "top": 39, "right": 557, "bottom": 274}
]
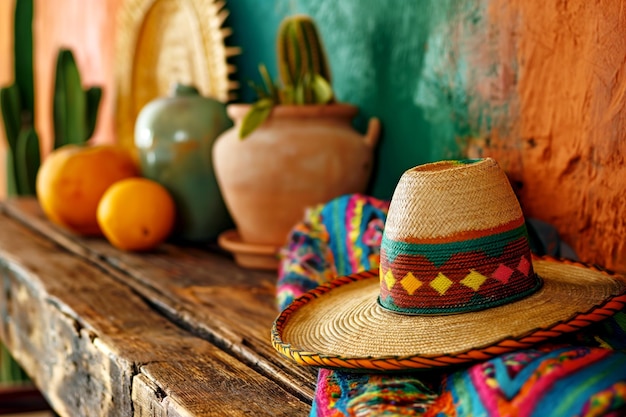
[
  {"left": 3, "top": 198, "right": 318, "bottom": 400},
  {"left": 138, "top": 361, "right": 310, "bottom": 417},
  {"left": 0, "top": 207, "right": 310, "bottom": 416}
]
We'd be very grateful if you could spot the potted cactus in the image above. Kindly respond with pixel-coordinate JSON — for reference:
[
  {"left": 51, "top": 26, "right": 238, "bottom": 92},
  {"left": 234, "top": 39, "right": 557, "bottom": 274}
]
[
  {"left": 1, "top": 37, "right": 101, "bottom": 196},
  {"left": 236, "top": 15, "right": 335, "bottom": 139},
  {"left": 213, "top": 14, "right": 380, "bottom": 269},
  {"left": 1, "top": 0, "right": 38, "bottom": 197}
]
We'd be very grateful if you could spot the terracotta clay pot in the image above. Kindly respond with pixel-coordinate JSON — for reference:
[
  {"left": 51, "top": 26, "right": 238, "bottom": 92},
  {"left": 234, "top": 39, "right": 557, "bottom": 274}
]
[{"left": 213, "top": 103, "right": 380, "bottom": 246}]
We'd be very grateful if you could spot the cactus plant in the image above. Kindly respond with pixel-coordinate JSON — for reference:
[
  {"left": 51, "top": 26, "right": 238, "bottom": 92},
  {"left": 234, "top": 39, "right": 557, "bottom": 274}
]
[
  {"left": 14, "top": 128, "right": 40, "bottom": 196},
  {"left": 239, "top": 14, "right": 334, "bottom": 139},
  {"left": 1, "top": 84, "right": 22, "bottom": 159},
  {"left": 13, "top": 0, "right": 35, "bottom": 121},
  {"left": 1, "top": 1, "right": 101, "bottom": 197},
  {"left": 53, "top": 49, "right": 103, "bottom": 148},
  {"left": 276, "top": 15, "right": 332, "bottom": 104},
  {"left": 0, "top": 0, "right": 38, "bottom": 197}
]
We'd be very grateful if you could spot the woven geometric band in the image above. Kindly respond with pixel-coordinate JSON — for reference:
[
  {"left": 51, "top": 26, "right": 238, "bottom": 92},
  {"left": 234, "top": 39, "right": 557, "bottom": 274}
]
[{"left": 379, "top": 222, "right": 543, "bottom": 315}]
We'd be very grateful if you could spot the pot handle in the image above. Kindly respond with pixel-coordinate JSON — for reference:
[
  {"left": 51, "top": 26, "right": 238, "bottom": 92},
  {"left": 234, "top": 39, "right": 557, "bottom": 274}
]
[{"left": 364, "top": 117, "right": 381, "bottom": 148}]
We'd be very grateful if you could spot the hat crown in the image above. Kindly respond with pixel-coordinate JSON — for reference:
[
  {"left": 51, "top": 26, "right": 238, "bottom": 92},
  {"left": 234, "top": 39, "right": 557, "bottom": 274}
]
[{"left": 379, "top": 158, "right": 542, "bottom": 315}]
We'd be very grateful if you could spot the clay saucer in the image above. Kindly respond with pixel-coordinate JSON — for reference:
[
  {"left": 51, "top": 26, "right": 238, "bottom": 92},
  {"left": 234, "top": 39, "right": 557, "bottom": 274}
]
[{"left": 218, "top": 229, "right": 280, "bottom": 271}]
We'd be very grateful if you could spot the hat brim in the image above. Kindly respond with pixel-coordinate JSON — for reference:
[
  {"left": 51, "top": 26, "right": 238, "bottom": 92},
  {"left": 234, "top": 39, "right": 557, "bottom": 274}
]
[{"left": 272, "top": 256, "right": 626, "bottom": 371}]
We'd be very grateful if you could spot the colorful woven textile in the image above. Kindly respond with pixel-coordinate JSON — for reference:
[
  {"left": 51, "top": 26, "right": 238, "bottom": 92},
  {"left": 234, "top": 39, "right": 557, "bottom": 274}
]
[
  {"left": 276, "top": 194, "right": 388, "bottom": 310},
  {"left": 433, "top": 344, "right": 626, "bottom": 417},
  {"left": 311, "top": 369, "right": 439, "bottom": 417},
  {"left": 276, "top": 194, "right": 626, "bottom": 417}
]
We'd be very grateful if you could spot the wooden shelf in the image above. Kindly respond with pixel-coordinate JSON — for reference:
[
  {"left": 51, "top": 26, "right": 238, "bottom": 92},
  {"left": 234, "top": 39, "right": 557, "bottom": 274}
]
[{"left": 0, "top": 198, "right": 315, "bottom": 416}]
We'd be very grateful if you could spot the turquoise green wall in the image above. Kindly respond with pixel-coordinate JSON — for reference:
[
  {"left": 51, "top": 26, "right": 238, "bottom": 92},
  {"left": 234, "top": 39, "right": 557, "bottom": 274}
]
[{"left": 224, "top": 0, "right": 483, "bottom": 199}]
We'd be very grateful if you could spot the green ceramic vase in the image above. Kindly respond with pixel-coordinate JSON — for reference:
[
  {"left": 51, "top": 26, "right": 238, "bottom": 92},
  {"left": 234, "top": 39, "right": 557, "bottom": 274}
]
[{"left": 134, "top": 83, "right": 233, "bottom": 242}]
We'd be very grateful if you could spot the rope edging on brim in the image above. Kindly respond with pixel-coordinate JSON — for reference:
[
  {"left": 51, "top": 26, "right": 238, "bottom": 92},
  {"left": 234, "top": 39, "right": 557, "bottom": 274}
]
[{"left": 271, "top": 256, "right": 626, "bottom": 371}]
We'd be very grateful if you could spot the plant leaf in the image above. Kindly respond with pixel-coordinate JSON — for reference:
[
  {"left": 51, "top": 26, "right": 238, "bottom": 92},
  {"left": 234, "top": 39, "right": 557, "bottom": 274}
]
[
  {"left": 239, "top": 98, "right": 274, "bottom": 139},
  {"left": 258, "top": 63, "right": 278, "bottom": 102},
  {"left": 311, "top": 74, "right": 333, "bottom": 104},
  {"left": 247, "top": 80, "right": 270, "bottom": 100},
  {"left": 280, "top": 85, "right": 294, "bottom": 104},
  {"left": 293, "top": 82, "right": 305, "bottom": 105}
]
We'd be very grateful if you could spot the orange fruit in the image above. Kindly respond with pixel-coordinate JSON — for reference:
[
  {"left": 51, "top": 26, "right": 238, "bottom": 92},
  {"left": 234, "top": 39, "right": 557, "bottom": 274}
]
[
  {"left": 96, "top": 178, "right": 176, "bottom": 251},
  {"left": 36, "top": 144, "right": 139, "bottom": 235}
]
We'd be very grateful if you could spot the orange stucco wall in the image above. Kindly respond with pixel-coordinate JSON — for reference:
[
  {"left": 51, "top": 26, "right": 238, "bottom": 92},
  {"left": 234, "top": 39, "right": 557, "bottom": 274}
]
[{"left": 482, "top": 0, "right": 626, "bottom": 273}]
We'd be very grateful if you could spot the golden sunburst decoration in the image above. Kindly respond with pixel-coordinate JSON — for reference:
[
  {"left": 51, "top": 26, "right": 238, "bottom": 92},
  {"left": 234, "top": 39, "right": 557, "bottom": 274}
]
[{"left": 115, "top": 0, "right": 240, "bottom": 147}]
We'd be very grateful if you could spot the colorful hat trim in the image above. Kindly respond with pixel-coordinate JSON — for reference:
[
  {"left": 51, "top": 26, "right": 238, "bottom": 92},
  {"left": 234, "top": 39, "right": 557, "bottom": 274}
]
[{"left": 272, "top": 260, "right": 626, "bottom": 371}]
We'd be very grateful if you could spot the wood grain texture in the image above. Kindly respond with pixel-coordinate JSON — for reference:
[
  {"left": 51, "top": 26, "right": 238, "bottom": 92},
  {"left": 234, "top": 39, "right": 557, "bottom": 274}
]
[
  {"left": 0, "top": 200, "right": 310, "bottom": 416},
  {"left": 3, "top": 198, "right": 318, "bottom": 402}
]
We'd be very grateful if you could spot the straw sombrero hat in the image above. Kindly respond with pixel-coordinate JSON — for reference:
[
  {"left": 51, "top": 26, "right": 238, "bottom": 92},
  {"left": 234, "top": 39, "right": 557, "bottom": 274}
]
[{"left": 272, "top": 158, "right": 626, "bottom": 371}]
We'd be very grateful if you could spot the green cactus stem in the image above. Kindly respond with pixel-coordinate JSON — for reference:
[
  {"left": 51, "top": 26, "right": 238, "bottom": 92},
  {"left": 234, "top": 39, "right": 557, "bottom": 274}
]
[
  {"left": 277, "top": 14, "right": 331, "bottom": 91},
  {"left": 5, "top": 147, "right": 17, "bottom": 197},
  {"left": 14, "top": 0, "right": 34, "bottom": 122},
  {"left": 1, "top": 84, "right": 21, "bottom": 153},
  {"left": 14, "top": 128, "right": 40, "bottom": 196},
  {"left": 85, "top": 86, "right": 103, "bottom": 140},
  {"left": 53, "top": 48, "right": 102, "bottom": 148},
  {"left": 0, "top": 0, "right": 38, "bottom": 197}
]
